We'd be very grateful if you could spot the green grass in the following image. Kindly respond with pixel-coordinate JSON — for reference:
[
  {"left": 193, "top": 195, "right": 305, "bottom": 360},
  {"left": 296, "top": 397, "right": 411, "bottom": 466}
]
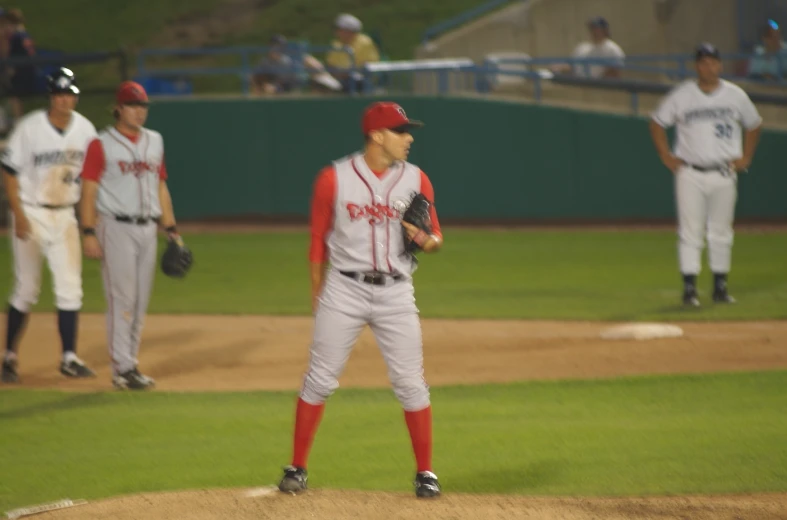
[
  {"left": 220, "top": 0, "right": 503, "bottom": 60},
  {"left": 25, "top": 0, "right": 502, "bottom": 61},
  {"left": 1, "top": 230, "right": 785, "bottom": 320},
  {"left": 1, "top": 370, "right": 786, "bottom": 511}
]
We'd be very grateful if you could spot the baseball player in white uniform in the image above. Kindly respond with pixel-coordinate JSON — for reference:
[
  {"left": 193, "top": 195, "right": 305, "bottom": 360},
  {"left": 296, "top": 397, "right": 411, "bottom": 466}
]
[
  {"left": 1, "top": 67, "right": 97, "bottom": 383},
  {"left": 649, "top": 43, "right": 763, "bottom": 307},
  {"left": 79, "top": 81, "right": 182, "bottom": 390},
  {"left": 277, "top": 102, "right": 443, "bottom": 498}
]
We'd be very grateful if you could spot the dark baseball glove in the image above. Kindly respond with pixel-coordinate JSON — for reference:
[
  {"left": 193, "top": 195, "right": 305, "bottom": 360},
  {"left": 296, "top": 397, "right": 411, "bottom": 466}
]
[
  {"left": 401, "top": 192, "right": 433, "bottom": 254},
  {"left": 161, "top": 236, "right": 193, "bottom": 278}
]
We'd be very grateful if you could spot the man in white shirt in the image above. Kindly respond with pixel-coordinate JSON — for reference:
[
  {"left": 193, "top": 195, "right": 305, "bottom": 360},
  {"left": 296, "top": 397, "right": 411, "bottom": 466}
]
[
  {"left": 552, "top": 17, "right": 626, "bottom": 78},
  {"left": 649, "top": 43, "right": 763, "bottom": 307}
]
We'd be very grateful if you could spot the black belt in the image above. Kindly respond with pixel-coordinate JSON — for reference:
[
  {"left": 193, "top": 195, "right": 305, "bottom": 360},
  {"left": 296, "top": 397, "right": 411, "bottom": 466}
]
[
  {"left": 114, "top": 215, "right": 160, "bottom": 225},
  {"left": 27, "top": 203, "right": 73, "bottom": 210},
  {"left": 686, "top": 163, "right": 727, "bottom": 173},
  {"left": 340, "top": 271, "right": 403, "bottom": 286}
]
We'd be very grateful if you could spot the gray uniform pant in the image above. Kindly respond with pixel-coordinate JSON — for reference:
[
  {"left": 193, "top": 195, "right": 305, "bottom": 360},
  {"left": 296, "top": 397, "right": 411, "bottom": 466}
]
[{"left": 97, "top": 216, "right": 158, "bottom": 375}]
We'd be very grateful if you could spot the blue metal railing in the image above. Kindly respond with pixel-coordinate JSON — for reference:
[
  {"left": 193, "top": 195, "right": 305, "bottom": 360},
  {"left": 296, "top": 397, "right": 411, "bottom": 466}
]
[
  {"left": 132, "top": 46, "right": 787, "bottom": 115},
  {"left": 420, "top": 0, "right": 520, "bottom": 44},
  {"left": 476, "top": 53, "right": 787, "bottom": 114},
  {"left": 483, "top": 52, "right": 787, "bottom": 82},
  {"left": 136, "top": 44, "right": 356, "bottom": 95}
]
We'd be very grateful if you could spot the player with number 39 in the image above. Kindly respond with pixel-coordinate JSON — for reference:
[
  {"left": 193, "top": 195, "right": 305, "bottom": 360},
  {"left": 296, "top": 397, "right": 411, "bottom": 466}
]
[{"left": 649, "top": 43, "right": 763, "bottom": 307}]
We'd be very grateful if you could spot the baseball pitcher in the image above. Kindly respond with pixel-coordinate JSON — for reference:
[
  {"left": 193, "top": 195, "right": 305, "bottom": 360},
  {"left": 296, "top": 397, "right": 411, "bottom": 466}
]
[
  {"left": 277, "top": 102, "right": 443, "bottom": 499},
  {"left": 649, "top": 43, "right": 762, "bottom": 307},
  {"left": 1, "top": 67, "right": 97, "bottom": 383}
]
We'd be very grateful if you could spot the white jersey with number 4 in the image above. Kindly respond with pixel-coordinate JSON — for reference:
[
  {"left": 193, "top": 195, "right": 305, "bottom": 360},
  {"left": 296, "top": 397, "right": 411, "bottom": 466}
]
[
  {"left": 651, "top": 79, "right": 762, "bottom": 166},
  {"left": 0, "top": 109, "right": 97, "bottom": 206}
]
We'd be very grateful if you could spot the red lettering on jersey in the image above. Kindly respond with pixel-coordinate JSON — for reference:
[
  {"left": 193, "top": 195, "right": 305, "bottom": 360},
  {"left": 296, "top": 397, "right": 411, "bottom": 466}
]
[
  {"left": 346, "top": 202, "right": 401, "bottom": 225},
  {"left": 118, "top": 160, "right": 158, "bottom": 177}
]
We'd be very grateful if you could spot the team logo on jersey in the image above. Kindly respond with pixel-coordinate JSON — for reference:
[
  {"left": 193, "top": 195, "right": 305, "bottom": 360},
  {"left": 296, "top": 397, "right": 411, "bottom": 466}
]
[
  {"left": 33, "top": 150, "right": 85, "bottom": 167},
  {"left": 683, "top": 107, "right": 734, "bottom": 123},
  {"left": 118, "top": 160, "right": 157, "bottom": 177},
  {"left": 346, "top": 202, "right": 401, "bottom": 225}
]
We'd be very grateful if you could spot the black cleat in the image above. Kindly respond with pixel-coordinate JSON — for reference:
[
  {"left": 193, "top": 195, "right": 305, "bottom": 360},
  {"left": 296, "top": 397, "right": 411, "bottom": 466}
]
[
  {"left": 113, "top": 368, "right": 155, "bottom": 390},
  {"left": 414, "top": 471, "right": 441, "bottom": 498},
  {"left": 278, "top": 465, "right": 308, "bottom": 493},
  {"left": 60, "top": 357, "right": 96, "bottom": 378},
  {"left": 2, "top": 358, "right": 19, "bottom": 383},
  {"left": 682, "top": 290, "right": 700, "bottom": 308},
  {"left": 713, "top": 289, "right": 736, "bottom": 304}
]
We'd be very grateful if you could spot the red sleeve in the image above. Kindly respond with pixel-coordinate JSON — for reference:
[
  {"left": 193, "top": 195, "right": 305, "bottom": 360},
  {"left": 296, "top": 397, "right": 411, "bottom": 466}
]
[
  {"left": 309, "top": 166, "right": 337, "bottom": 263},
  {"left": 419, "top": 170, "right": 442, "bottom": 239},
  {"left": 159, "top": 153, "right": 168, "bottom": 180},
  {"left": 80, "top": 139, "right": 106, "bottom": 182}
]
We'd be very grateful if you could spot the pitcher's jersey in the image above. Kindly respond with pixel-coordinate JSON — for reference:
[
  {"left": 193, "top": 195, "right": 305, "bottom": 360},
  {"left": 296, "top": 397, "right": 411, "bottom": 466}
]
[
  {"left": 0, "top": 109, "right": 97, "bottom": 206},
  {"left": 80, "top": 126, "right": 168, "bottom": 218},
  {"left": 651, "top": 79, "right": 762, "bottom": 165},
  {"left": 310, "top": 152, "right": 442, "bottom": 277}
]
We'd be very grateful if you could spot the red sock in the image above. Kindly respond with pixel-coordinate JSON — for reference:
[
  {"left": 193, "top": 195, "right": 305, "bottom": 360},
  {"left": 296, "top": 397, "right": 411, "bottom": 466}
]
[
  {"left": 404, "top": 405, "right": 432, "bottom": 473},
  {"left": 291, "top": 397, "right": 325, "bottom": 469}
]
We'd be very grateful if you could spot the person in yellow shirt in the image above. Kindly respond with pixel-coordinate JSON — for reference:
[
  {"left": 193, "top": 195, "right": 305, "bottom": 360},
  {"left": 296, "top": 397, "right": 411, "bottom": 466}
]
[{"left": 326, "top": 13, "right": 380, "bottom": 92}]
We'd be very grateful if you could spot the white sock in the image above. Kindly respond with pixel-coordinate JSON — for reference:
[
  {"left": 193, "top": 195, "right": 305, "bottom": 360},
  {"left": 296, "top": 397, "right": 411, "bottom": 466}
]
[
  {"left": 4, "top": 351, "right": 17, "bottom": 361},
  {"left": 63, "top": 351, "right": 79, "bottom": 364}
]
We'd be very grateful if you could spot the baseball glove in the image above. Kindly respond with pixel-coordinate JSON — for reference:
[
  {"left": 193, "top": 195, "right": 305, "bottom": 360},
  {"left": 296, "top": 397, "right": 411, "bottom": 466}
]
[
  {"left": 161, "top": 236, "right": 193, "bottom": 278},
  {"left": 401, "top": 192, "right": 433, "bottom": 254}
]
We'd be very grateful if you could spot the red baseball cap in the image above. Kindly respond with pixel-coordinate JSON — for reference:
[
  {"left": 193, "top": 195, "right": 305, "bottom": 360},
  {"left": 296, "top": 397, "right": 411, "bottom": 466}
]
[
  {"left": 116, "top": 81, "right": 149, "bottom": 105},
  {"left": 361, "top": 102, "right": 424, "bottom": 135}
]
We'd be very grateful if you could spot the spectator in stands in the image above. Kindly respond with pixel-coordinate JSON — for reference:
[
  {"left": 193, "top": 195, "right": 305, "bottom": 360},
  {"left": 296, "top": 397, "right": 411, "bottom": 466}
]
[
  {"left": 250, "top": 34, "right": 342, "bottom": 96},
  {"left": 748, "top": 19, "right": 787, "bottom": 81},
  {"left": 4, "top": 8, "right": 37, "bottom": 121},
  {"left": 325, "top": 13, "right": 380, "bottom": 92},
  {"left": 251, "top": 35, "right": 298, "bottom": 95},
  {"left": 551, "top": 17, "right": 625, "bottom": 79}
]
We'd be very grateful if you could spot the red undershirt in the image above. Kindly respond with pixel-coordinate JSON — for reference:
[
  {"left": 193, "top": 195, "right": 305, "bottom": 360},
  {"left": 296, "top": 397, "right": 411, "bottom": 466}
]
[
  {"left": 80, "top": 128, "right": 168, "bottom": 182},
  {"left": 309, "top": 166, "right": 442, "bottom": 263}
]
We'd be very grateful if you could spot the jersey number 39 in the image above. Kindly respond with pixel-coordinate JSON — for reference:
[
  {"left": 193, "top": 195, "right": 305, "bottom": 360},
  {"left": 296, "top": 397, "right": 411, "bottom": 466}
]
[{"left": 714, "top": 123, "right": 733, "bottom": 139}]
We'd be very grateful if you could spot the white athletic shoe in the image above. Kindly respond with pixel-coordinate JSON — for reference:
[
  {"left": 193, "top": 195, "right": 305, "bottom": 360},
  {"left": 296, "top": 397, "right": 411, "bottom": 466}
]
[{"left": 59, "top": 355, "right": 96, "bottom": 378}]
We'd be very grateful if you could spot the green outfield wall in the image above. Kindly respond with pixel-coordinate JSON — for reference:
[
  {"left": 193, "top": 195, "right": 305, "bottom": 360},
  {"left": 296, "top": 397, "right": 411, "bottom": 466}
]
[{"left": 145, "top": 96, "right": 787, "bottom": 221}]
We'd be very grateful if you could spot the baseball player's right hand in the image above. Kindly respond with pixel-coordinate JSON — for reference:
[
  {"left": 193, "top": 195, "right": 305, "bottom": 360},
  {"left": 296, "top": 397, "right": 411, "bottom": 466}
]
[
  {"left": 13, "top": 213, "right": 32, "bottom": 240},
  {"left": 661, "top": 154, "right": 685, "bottom": 173},
  {"left": 83, "top": 236, "right": 103, "bottom": 259}
]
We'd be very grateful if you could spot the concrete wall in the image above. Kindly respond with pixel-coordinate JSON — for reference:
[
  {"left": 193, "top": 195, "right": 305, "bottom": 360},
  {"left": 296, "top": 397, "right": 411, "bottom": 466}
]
[
  {"left": 417, "top": 0, "right": 739, "bottom": 61},
  {"left": 416, "top": 1, "right": 535, "bottom": 62}
]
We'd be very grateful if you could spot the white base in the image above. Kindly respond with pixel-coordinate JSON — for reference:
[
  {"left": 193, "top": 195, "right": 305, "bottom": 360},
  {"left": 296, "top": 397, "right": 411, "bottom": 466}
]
[{"left": 600, "top": 323, "right": 684, "bottom": 341}]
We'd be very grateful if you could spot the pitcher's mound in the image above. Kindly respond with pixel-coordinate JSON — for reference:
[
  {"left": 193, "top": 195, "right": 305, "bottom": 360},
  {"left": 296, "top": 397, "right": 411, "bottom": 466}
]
[{"left": 33, "top": 488, "right": 787, "bottom": 520}]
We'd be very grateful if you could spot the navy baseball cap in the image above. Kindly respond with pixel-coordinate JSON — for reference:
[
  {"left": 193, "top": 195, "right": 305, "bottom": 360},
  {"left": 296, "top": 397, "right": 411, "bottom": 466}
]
[
  {"left": 588, "top": 16, "right": 609, "bottom": 29},
  {"left": 695, "top": 43, "right": 720, "bottom": 60}
]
